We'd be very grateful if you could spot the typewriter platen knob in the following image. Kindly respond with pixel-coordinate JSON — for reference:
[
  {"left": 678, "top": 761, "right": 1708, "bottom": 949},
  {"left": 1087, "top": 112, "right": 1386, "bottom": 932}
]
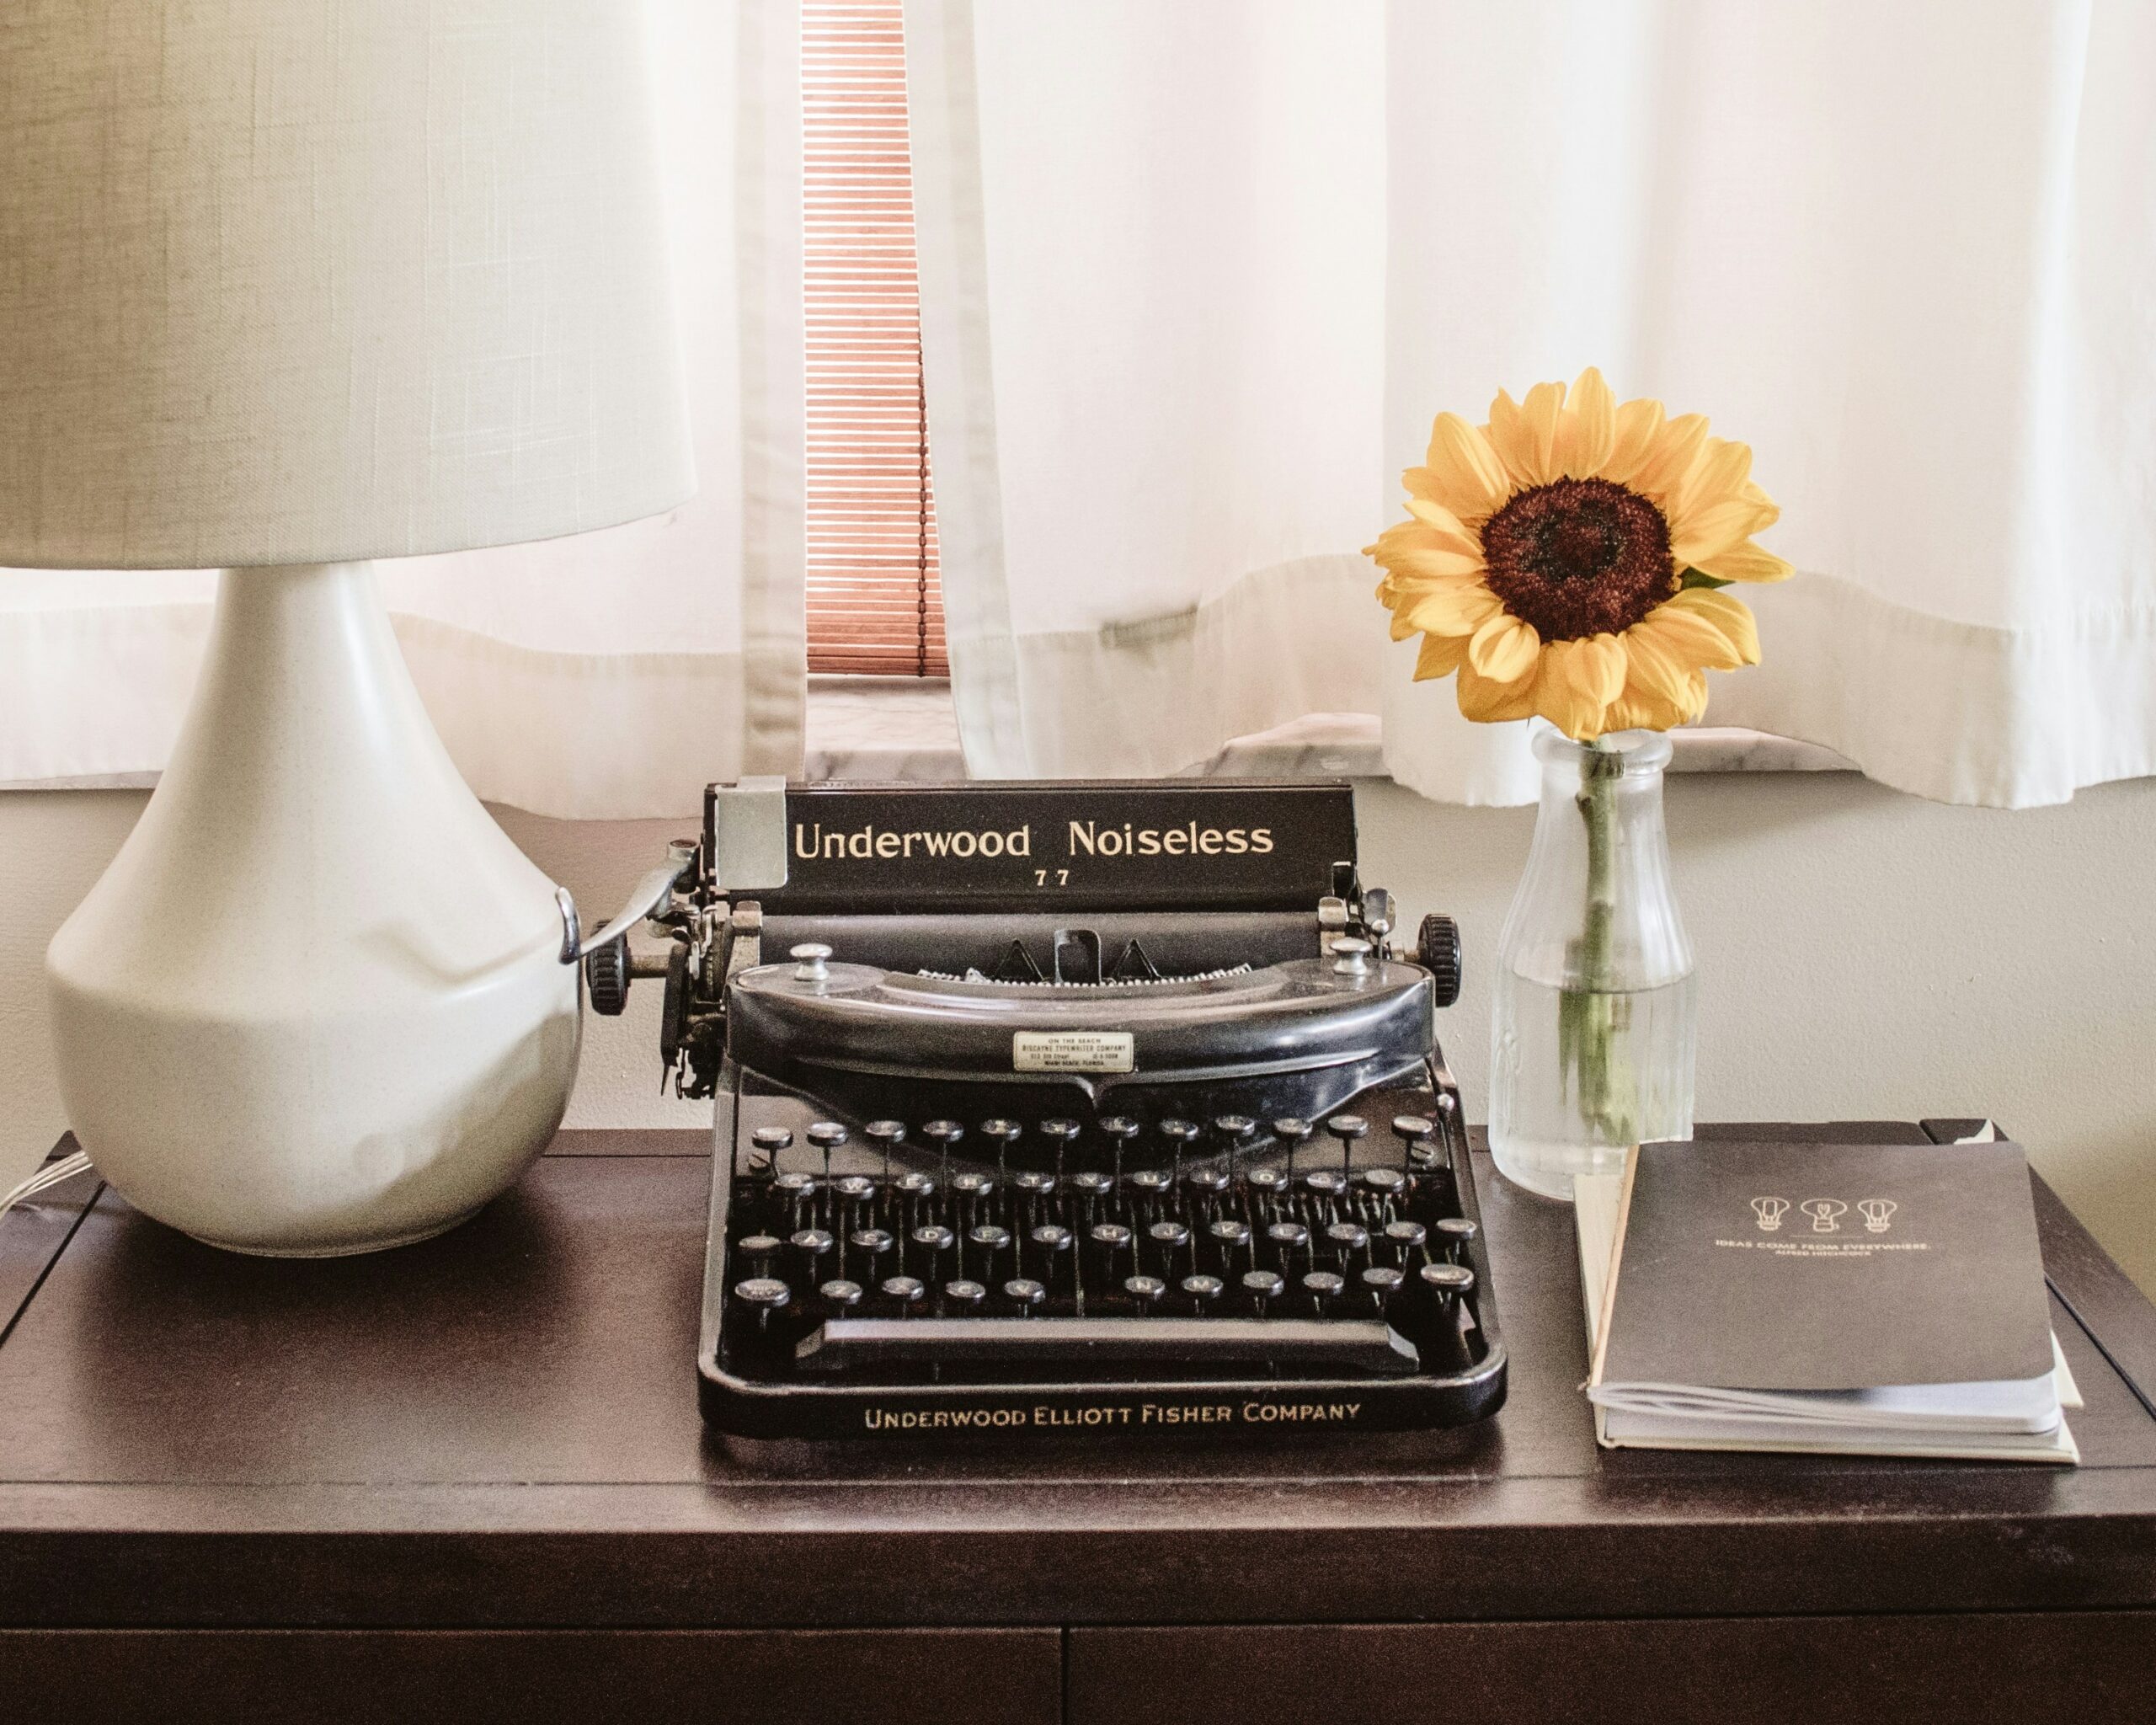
[{"left": 1416, "top": 914, "right": 1463, "bottom": 1007}]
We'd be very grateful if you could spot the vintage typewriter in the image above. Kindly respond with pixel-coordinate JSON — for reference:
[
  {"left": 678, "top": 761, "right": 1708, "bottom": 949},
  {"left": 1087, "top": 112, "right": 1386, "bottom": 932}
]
[{"left": 587, "top": 779, "right": 1503, "bottom": 1442}]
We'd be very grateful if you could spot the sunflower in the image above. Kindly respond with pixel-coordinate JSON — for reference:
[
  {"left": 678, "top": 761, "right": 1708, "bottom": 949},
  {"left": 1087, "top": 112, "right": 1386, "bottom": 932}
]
[{"left": 1366, "top": 368, "right": 1790, "bottom": 739}]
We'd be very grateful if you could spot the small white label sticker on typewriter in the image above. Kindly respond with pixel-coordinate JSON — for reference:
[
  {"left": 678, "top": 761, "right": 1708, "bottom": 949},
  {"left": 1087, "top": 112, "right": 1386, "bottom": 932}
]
[{"left": 1012, "top": 1031, "right": 1134, "bottom": 1073}]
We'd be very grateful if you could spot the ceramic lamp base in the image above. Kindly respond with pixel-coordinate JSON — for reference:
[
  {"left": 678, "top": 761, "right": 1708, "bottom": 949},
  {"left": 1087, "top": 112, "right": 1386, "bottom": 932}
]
[{"left": 46, "top": 562, "right": 580, "bottom": 1257}]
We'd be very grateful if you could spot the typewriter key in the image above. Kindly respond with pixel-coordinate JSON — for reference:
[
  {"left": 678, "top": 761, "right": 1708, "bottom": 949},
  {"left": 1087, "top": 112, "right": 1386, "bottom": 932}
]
[
  {"left": 1147, "top": 1219, "right": 1192, "bottom": 1277},
  {"left": 1159, "top": 1119, "right": 1200, "bottom": 1189},
  {"left": 1390, "top": 1115, "right": 1437, "bottom": 1164},
  {"left": 772, "top": 1171, "right": 816, "bottom": 1227},
  {"left": 1241, "top": 1268, "right": 1284, "bottom": 1317},
  {"left": 1266, "top": 1220, "right": 1310, "bottom": 1268},
  {"left": 1029, "top": 1222, "right": 1074, "bottom": 1281},
  {"left": 942, "top": 1279, "right": 987, "bottom": 1314},
  {"left": 1417, "top": 1261, "right": 1476, "bottom": 1370},
  {"left": 1040, "top": 1118, "right": 1081, "bottom": 1188},
  {"left": 1004, "top": 1277, "right": 1047, "bottom": 1315},
  {"left": 1271, "top": 1118, "right": 1315, "bottom": 1181},
  {"left": 910, "top": 1223, "right": 954, "bottom": 1283},
  {"left": 1302, "top": 1169, "right": 1348, "bottom": 1219},
  {"left": 1361, "top": 1167, "right": 1407, "bottom": 1204},
  {"left": 1090, "top": 1222, "right": 1133, "bottom": 1280},
  {"left": 1123, "top": 1274, "right": 1166, "bottom": 1314},
  {"left": 1244, "top": 1165, "right": 1287, "bottom": 1218},
  {"left": 1384, "top": 1218, "right": 1429, "bottom": 1266},
  {"left": 833, "top": 1173, "right": 877, "bottom": 1232},
  {"left": 789, "top": 1228, "right": 835, "bottom": 1277},
  {"left": 1014, "top": 1169, "right": 1056, "bottom": 1217},
  {"left": 881, "top": 1275, "right": 926, "bottom": 1314},
  {"left": 1127, "top": 1167, "right": 1171, "bottom": 1220},
  {"left": 895, "top": 1170, "right": 936, "bottom": 1227},
  {"left": 1434, "top": 1216, "right": 1479, "bottom": 1264},
  {"left": 1182, "top": 1273, "right": 1225, "bottom": 1314},
  {"left": 749, "top": 1125, "right": 793, "bottom": 1174},
  {"left": 1324, "top": 1114, "right": 1370, "bottom": 1183},
  {"left": 967, "top": 1223, "right": 1011, "bottom": 1279},
  {"left": 1213, "top": 1114, "right": 1257, "bottom": 1183},
  {"left": 1361, "top": 1264, "right": 1405, "bottom": 1311},
  {"left": 1065, "top": 1169, "right": 1113, "bottom": 1212},
  {"left": 734, "top": 1277, "right": 791, "bottom": 1331},
  {"left": 979, "top": 1118, "right": 1022, "bottom": 1188},
  {"left": 807, "top": 1120, "right": 850, "bottom": 1194},
  {"left": 1302, "top": 1269, "right": 1347, "bottom": 1315},
  {"left": 849, "top": 1228, "right": 894, "bottom": 1279},
  {"left": 1419, "top": 1261, "right": 1476, "bottom": 1300},
  {"left": 738, "top": 1233, "right": 783, "bottom": 1276},
  {"left": 819, "top": 1278, "right": 864, "bottom": 1314},
  {"left": 864, "top": 1119, "right": 907, "bottom": 1189},
  {"left": 921, "top": 1119, "right": 964, "bottom": 1187},
  {"left": 1326, "top": 1221, "right": 1369, "bottom": 1272},
  {"left": 1208, "top": 1217, "right": 1252, "bottom": 1274},
  {"left": 1098, "top": 1116, "right": 1141, "bottom": 1188}
]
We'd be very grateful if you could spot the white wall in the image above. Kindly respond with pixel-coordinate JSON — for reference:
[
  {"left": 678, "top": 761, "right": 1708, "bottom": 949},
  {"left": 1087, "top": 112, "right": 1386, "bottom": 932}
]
[{"left": 7, "top": 776, "right": 2154, "bottom": 1290}]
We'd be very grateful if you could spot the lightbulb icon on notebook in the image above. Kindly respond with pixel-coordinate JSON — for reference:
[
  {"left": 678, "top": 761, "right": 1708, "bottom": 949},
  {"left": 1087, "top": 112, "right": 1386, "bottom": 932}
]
[
  {"left": 1749, "top": 1196, "right": 1790, "bottom": 1232},
  {"left": 1800, "top": 1199, "right": 1847, "bottom": 1233},
  {"left": 1857, "top": 1199, "right": 1897, "bottom": 1234}
]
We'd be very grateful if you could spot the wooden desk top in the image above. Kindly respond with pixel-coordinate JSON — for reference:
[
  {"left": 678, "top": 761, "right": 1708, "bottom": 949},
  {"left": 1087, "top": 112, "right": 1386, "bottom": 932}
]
[{"left": 3, "top": 1123, "right": 2154, "bottom": 1632}]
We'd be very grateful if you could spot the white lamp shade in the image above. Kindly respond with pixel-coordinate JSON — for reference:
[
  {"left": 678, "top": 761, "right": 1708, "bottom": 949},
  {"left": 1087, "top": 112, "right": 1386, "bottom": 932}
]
[{"left": 0, "top": 0, "right": 695, "bottom": 569}]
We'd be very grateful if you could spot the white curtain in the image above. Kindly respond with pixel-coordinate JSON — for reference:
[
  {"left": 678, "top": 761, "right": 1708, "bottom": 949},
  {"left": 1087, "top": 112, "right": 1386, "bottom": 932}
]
[
  {"left": 0, "top": 0, "right": 804, "bottom": 821},
  {"left": 905, "top": 0, "right": 2156, "bottom": 809}
]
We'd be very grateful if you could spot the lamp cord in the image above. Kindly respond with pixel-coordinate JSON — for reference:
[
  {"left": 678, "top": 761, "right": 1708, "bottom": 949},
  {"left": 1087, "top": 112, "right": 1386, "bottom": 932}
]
[{"left": 0, "top": 1151, "right": 93, "bottom": 1220}]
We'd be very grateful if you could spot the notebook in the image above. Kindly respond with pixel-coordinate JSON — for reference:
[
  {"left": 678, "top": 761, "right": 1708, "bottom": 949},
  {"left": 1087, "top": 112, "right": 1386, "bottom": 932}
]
[{"left": 1578, "top": 1135, "right": 2079, "bottom": 1464}]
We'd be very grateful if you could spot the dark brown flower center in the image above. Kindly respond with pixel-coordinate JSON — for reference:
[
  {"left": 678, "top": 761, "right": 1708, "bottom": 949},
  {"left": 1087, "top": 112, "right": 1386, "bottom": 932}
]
[{"left": 1481, "top": 477, "right": 1674, "bottom": 640}]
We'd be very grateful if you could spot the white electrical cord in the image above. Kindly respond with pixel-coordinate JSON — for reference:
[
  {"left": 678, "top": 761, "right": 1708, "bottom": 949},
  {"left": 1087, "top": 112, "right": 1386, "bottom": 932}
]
[{"left": 0, "top": 1150, "right": 94, "bottom": 1220}]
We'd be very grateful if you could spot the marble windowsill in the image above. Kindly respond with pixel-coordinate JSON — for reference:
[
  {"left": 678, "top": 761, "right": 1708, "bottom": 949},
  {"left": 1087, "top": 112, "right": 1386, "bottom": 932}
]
[
  {"left": 803, "top": 676, "right": 1852, "bottom": 783},
  {"left": 1, "top": 678, "right": 1852, "bottom": 793}
]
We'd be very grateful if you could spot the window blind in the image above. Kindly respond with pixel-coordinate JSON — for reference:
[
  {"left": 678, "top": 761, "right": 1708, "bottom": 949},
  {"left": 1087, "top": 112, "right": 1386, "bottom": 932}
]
[{"left": 802, "top": 0, "right": 947, "bottom": 677}]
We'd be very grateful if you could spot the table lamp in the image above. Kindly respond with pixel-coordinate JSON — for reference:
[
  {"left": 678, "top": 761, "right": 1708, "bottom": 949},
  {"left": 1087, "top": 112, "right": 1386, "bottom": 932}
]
[{"left": 0, "top": 3, "right": 695, "bottom": 1254}]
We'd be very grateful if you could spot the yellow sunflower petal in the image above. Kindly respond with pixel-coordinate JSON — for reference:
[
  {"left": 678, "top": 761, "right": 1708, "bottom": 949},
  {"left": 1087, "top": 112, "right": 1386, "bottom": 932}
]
[
  {"left": 1629, "top": 596, "right": 1747, "bottom": 672},
  {"left": 1604, "top": 684, "right": 1689, "bottom": 733},
  {"left": 1530, "top": 649, "right": 1612, "bottom": 740},
  {"left": 1616, "top": 617, "right": 1698, "bottom": 706},
  {"left": 1666, "top": 585, "right": 1761, "bottom": 664},
  {"left": 1401, "top": 579, "right": 1502, "bottom": 639},
  {"left": 1573, "top": 632, "right": 1630, "bottom": 705},
  {"left": 1379, "top": 543, "right": 1486, "bottom": 582},
  {"left": 1456, "top": 656, "right": 1539, "bottom": 724},
  {"left": 1602, "top": 395, "right": 1667, "bottom": 487},
  {"left": 1669, "top": 436, "right": 1753, "bottom": 521},
  {"left": 1486, "top": 381, "right": 1564, "bottom": 489},
  {"left": 1628, "top": 412, "right": 1710, "bottom": 501},
  {"left": 1423, "top": 413, "right": 1513, "bottom": 521},
  {"left": 1554, "top": 367, "right": 1616, "bottom": 478},
  {"left": 1689, "top": 537, "right": 1792, "bottom": 584},
  {"left": 1413, "top": 632, "right": 1467, "bottom": 681},
  {"left": 1669, "top": 497, "right": 1780, "bottom": 566},
  {"left": 1402, "top": 496, "right": 1486, "bottom": 556},
  {"left": 1467, "top": 611, "right": 1542, "bottom": 681}
]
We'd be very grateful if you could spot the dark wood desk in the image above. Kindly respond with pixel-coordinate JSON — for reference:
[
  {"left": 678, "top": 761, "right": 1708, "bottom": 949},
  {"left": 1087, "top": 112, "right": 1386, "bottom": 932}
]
[{"left": 2, "top": 1123, "right": 2153, "bottom": 1724}]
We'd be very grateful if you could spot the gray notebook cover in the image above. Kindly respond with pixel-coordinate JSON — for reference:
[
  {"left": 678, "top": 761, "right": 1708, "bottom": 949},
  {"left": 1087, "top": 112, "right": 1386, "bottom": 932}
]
[{"left": 1597, "top": 1141, "right": 2054, "bottom": 1391}]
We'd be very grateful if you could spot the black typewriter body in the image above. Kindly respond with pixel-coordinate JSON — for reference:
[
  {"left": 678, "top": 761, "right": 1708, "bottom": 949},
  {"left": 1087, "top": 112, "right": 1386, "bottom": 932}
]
[{"left": 605, "top": 779, "right": 1503, "bottom": 1443}]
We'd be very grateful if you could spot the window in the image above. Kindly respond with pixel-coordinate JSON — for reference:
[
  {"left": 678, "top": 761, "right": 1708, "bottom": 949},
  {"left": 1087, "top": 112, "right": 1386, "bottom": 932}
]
[{"left": 802, "top": 0, "right": 947, "bottom": 677}]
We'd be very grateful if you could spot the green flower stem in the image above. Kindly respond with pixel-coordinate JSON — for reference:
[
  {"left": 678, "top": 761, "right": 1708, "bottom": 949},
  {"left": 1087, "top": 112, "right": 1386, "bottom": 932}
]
[{"left": 1561, "top": 737, "right": 1633, "bottom": 1144}]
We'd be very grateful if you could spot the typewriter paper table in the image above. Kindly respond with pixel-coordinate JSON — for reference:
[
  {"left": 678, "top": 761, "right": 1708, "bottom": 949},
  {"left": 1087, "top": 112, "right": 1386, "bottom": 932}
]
[{"left": 2, "top": 1123, "right": 2153, "bottom": 1725}]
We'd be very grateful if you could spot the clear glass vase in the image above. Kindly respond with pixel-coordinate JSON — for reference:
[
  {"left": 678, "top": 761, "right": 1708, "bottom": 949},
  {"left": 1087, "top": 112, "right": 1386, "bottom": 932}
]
[{"left": 1489, "top": 729, "right": 1697, "bottom": 1201}]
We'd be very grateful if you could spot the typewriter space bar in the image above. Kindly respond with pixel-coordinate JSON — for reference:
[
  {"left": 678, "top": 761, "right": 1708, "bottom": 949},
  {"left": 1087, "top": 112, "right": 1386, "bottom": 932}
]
[{"left": 796, "top": 1316, "right": 1422, "bottom": 1377}]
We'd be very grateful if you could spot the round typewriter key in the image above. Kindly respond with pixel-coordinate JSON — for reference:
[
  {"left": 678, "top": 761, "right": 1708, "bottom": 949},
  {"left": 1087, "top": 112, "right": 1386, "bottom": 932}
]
[
  {"left": 1434, "top": 1215, "right": 1479, "bottom": 1263},
  {"left": 1004, "top": 1277, "right": 1047, "bottom": 1315},
  {"left": 1361, "top": 1167, "right": 1407, "bottom": 1202},
  {"left": 1361, "top": 1264, "right": 1406, "bottom": 1310},
  {"left": 1040, "top": 1117, "right": 1081, "bottom": 1188},
  {"left": 1123, "top": 1274, "right": 1166, "bottom": 1313},
  {"left": 1098, "top": 1115, "right": 1141, "bottom": 1187},
  {"left": 1271, "top": 1117, "right": 1315, "bottom": 1180},
  {"left": 1302, "top": 1269, "right": 1346, "bottom": 1314},
  {"left": 849, "top": 1228, "right": 894, "bottom": 1279},
  {"left": 1212, "top": 1114, "right": 1257, "bottom": 1181},
  {"left": 1384, "top": 1219, "right": 1429, "bottom": 1264},
  {"left": 1182, "top": 1273, "right": 1225, "bottom": 1313},
  {"left": 1029, "top": 1221, "right": 1073, "bottom": 1261},
  {"left": 1208, "top": 1218, "right": 1252, "bottom": 1273},
  {"left": 1390, "top": 1114, "right": 1435, "bottom": 1151},
  {"left": 1244, "top": 1165, "right": 1287, "bottom": 1215},
  {"left": 1326, "top": 1221, "right": 1369, "bottom": 1270},
  {"left": 910, "top": 1223, "right": 955, "bottom": 1282},
  {"left": 1266, "top": 1220, "right": 1310, "bottom": 1266},
  {"left": 1147, "top": 1219, "right": 1192, "bottom": 1277},
  {"left": 1090, "top": 1222, "right": 1133, "bottom": 1277},
  {"left": 789, "top": 1227, "right": 835, "bottom": 1275},
  {"left": 733, "top": 1277, "right": 791, "bottom": 1330},
  {"left": 1159, "top": 1119, "right": 1200, "bottom": 1187},
  {"left": 966, "top": 1223, "right": 1011, "bottom": 1279},
  {"left": 921, "top": 1119, "right": 964, "bottom": 1185},
  {"left": 1419, "top": 1261, "right": 1476, "bottom": 1299},
  {"left": 1324, "top": 1114, "right": 1369, "bottom": 1183},
  {"left": 819, "top": 1278, "right": 863, "bottom": 1313},
  {"left": 749, "top": 1125, "right": 794, "bottom": 1170},
  {"left": 737, "top": 1233, "right": 783, "bottom": 1274},
  {"left": 1014, "top": 1168, "right": 1055, "bottom": 1200},
  {"left": 1302, "top": 1169, "right": 1348, "bottom": 1213},
  {"left": 895, "top": 1171, "right": 936, "bottom": 1226},
  {"left": 807, "top": 1119, "right": 850, "bottom": 1195},
  {"left": 1183, "top": 1166, "right": 1230, "bottom": 1198},
  {"left": 864, "top": 1119, "right": 907, "bottom": 1189},
  {"left": 942, "top": 1279, "right": 987, "bottom": 1313},
  {"left": 979, "top": 1118, "right": 1022, "bottom": 1186},
  {"left": 1065, "top": 1169, "right": 1113, "bottom": 1206},
  {"left": 1241, "top": 1268, "right": 1284, "bottom": 1316},
  {"left": 772, "top": 1170, "right": 815, "bottom": 1221},
  {"left": 881, "top": 1274, "right": 926, "bottom": 1313}
]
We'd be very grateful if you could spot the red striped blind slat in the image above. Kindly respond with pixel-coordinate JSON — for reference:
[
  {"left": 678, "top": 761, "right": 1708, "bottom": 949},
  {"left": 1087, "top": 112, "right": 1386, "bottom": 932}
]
[{"left": 802, "top": 0, "right": 947, "bottom": 678}]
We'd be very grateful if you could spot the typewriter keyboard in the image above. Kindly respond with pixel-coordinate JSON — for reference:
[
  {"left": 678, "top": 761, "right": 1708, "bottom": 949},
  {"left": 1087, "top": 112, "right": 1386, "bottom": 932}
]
[{"left": 709, "top": 1097, "right": 1504, "bottom": 1432}]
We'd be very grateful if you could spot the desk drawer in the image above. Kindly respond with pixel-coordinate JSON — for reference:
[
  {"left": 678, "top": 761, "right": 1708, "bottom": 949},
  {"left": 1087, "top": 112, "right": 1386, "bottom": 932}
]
[
  {"left": 1068, "top": 1614, "right": 2155, "bottom": 1725},
  {"left": 0, "top": 1626, "right": 1059, "bottom": 1725}
]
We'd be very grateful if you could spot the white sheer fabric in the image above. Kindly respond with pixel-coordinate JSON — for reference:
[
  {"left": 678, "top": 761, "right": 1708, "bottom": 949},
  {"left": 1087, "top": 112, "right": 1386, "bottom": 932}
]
[
  {"left": 906, "top": 0, "right": 2156, "bottom": 808},
  {"left": 0, "top": 0, "right": 804, "bottom": 820}
]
